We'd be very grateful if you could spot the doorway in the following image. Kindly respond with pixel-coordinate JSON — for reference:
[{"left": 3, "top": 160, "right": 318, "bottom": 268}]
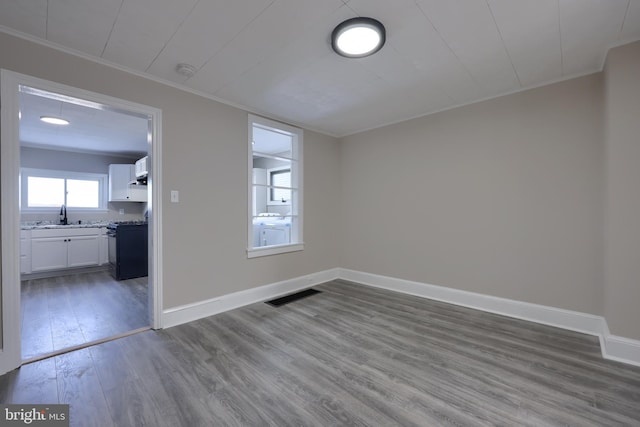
[{"left": 1, "top": 70, "right": 163, "bottom": 373}]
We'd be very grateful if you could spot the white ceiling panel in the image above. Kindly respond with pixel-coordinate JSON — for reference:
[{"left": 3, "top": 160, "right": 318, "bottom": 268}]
[
  {"left": 211, "top": 6, "right": 355, "bottom": 119},
  {"left": 0, "top": 0, "right": 47, "bottom": 38},
  {"left": 622, "top": 0, "right": 640, "bottom": 41},
  {"left": 145, "top": 0, "right": 274, "bottom": 83},
  {"left": 416, "top": 0, "right": 520, "bottom": 94},
  {"left": 348, "top": 0, "right": 484, "bottom": 105},
  {"left": 47, "top": 0, "right": 123, "bottom": 57},
  {"left": 1, "top": 0, "right": 638, "bottom": 136},
  {"left": 560, "top": 0, "right": 629, "bottom": 75},
  {"left": 187, "top": 0, "right": 345, "bottom": 94},
  {"left": 488, "top": 0, "right": 562, "bottom": 87},
  {"left": 102, "top": 0, "right": 199, "bottom": 71},
  {"left": 219, "top": 50, "right": 383, "bottom": 128}
]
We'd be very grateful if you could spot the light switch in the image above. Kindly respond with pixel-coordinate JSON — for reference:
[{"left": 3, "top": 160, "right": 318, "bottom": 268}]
[{"left": 170, "top": 190, "right": 179, "bottom": 203}]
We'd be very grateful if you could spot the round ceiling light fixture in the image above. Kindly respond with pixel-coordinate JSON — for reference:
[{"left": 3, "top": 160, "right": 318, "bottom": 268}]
[
  {"left": 331, "top": 17, "right": 386, "bottom": 58},
  {"left": 40, "top": 116, "right": 70, "bottom": 125}
]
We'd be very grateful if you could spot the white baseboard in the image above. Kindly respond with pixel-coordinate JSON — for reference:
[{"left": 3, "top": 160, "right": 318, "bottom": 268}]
[
  {"left": 338, "top": 269, "right": 606, "bottom": 335},
  {"left": 162, "top": 266, "right": 640, "bottom": 367},
  {"left": 162, "top": 268, "right": 339, "bottom": 328},
  {"left": 602, "top": 331, "right": 640, "bottom": 368},
  {"left": 338, "top": 268, "right": 640, "bottom": 367}
]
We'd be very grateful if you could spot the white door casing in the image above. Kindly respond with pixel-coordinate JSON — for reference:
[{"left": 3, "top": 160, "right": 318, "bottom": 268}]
[{"left": 0, "top": 70, "right": 164, "bottom": 375}]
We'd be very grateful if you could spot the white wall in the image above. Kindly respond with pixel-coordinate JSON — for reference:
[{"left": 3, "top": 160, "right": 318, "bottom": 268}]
[
  {"left": 0, "top": 31, "right": 341, "bottom": 309},
  {"left": 339, "top": 74, "right": 604, "bottom": 315},
  {"left": 603, "top": 41, "right": 640, "bottom": 340}
]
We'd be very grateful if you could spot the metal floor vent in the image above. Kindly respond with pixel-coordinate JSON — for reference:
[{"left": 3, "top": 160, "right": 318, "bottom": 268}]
[{"left": 265, "top": 289, "right": 322, "bottom": 307}]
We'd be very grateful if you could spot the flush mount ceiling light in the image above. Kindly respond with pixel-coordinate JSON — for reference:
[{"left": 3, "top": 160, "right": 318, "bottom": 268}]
[
  {"left": 40, "top": 116, "right": 69, "bottom": 125},
  {"left": 331, "top": 17, "right": 386, "bottom": 58}
]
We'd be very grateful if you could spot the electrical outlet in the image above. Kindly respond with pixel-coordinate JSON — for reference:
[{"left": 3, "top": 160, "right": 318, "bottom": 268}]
[
  {"left": 170, "top": 190, "right": 179, "bottom": 203},
  {"left": 119, "top": 208, "right": 124, "bottom": 215}
]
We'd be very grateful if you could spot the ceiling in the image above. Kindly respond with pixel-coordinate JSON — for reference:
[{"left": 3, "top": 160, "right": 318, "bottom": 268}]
[
  {"left": 2, "top": 0, "right": 640, "bottom": 137},
  {"left": 20, "top": 90, "right": 149, "bottom": 157}
]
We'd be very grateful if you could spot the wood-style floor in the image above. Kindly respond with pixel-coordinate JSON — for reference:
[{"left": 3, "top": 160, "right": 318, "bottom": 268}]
[
  {"left": 2, "top": 279, "right": 640, "bottom": 426},
  {"left": 21, "top": 270, "right": 148, "bottom": 360}
]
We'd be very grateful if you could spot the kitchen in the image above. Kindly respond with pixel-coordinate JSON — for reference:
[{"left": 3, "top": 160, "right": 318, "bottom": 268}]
[{"left": 18, "top": 87, "right": 152, "bottom": 361}]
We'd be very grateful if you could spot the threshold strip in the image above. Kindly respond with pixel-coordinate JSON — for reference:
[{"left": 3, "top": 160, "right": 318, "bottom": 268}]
[{"left": 22, "top": 326, "right": 151, "bottom": 365}]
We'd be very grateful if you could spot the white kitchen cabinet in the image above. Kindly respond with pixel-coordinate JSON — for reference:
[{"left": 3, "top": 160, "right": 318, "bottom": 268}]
[
  {"left": 67, "top": 235, "right": 102, "bottom": 268},
  {"left": 31, "top": 237, "right": 68, "bottom": 272},
  {"left": 109, "top": 164, "right": 147, "bottom": 202},
  {"left": 30, "top": 227, "right": 104, "bottom": 273},
  {"left": 20, "top": 230, "right": 32, "bottom": 274}
]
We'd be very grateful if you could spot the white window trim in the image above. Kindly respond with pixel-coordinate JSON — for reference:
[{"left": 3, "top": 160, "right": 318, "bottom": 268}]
[
  {"left": 20, "top": 167, "right": 108, "bottom": 212},
  {"left": 248, "top": 114, "right": 303, "bottom": 258}
]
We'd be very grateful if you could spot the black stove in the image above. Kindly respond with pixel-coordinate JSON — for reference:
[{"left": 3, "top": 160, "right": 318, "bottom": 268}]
[
  {"left": 107, "top": 221, "right": 148, "bottom": 280},
  {"left": 107, "top": 220, "right": 148, "bottom": 228}
]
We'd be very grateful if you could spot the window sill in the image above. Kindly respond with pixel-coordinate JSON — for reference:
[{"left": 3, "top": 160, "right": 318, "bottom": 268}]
[{"left": 247, "top": 243, "right": 304, "bottom": 258}]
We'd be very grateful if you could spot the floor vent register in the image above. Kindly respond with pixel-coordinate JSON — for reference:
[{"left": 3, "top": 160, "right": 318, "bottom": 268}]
[{"left": 265, "top": 289, "right": 322, "bottom": 307}]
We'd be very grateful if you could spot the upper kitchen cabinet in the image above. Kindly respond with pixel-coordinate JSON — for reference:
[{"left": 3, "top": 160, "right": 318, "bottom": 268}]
[
  {"left": 109, "top": 164, "right": 147, "bottom": 202},
  {"left": 135, "top": 156, "right": 148, "bottom": 180}
]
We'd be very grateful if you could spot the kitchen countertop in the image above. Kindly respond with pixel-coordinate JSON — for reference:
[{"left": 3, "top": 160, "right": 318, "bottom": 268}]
[{"left": 21, "top": 221, "right": 110, "bottom": 230}]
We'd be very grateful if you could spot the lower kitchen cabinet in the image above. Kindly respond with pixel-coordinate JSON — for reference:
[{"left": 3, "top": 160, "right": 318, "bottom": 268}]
[{"left": 28, "top": 227, "right": 106, "bottom": 274}]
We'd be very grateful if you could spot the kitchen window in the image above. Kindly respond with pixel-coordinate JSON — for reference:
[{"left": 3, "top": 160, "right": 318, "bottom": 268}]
[
  {"left": 268, "top": 167, "right": 291, "bottom": 204},
  {"left": 21, "top": 168, "right": 108, "bottom": 211},
  {"left": 248, "top": 115, "right": 303, "bottom": 257}
]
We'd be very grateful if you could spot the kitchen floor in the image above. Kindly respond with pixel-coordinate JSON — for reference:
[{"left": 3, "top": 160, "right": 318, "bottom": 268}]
[{"left": 21, "top": 270, "right": 148, "bottom": 361}]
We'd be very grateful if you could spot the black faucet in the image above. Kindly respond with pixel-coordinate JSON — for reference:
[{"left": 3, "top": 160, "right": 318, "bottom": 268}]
[{"left": 59, "top": 204, "right": 68, "bottom": 225}]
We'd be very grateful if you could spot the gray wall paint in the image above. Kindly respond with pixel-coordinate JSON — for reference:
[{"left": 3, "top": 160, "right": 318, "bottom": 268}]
[
  {"left": 0, "top": 31, "right": 341, "bottom": 309},
  {"left": 339, "top": 74, "right": 604, "bottom": 315},
  {"left": 20, "top": 146, "right": 146, "bottom": 223},
  {"left": 603, "top": 41, "right": 640, "bottom": 340}
]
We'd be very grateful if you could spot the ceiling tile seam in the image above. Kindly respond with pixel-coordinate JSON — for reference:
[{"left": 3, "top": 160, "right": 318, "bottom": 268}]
[
  {"left": 619, "top": 0, "right": 632, "bottom": 35},
  {"left": 413, "top": 1, "right": 484, "bottom": 98},
  {"left": 184, "top": 0, "right": 278, "bottom": 84},
  {"left": 45, "top": 0, "right": 49, "bottom": 40},
  {"left": 213, "top": 2, "right": 350, "bottom": 96},
  {"left": 0, "top": 25, "right": 340, "bottom": 138},
  {"left": 100, "top": 0, "right": 126, "bottom": 58},
  {"left": 485, "top": 0, "right": 522, "bottom": 88},
  {"left": 557, "top": 0, "right": 565, "bottom": 76},
  {"left": 0, "top": 23, "right": 624, "bottom": 139},
  {"left": 344, "top": 1, "right": 453, "bottom": 102},
  {"left": 145, "top": 0, "right": 204, "bottom": 73}
]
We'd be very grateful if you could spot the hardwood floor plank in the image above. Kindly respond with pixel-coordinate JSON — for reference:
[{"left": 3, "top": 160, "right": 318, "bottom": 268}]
[
  {"left": 8, "top": 358, "right": 58, "bottom": 404},
  {"left": 21, "top": 271, "right": 148, "bottom": 360},
  {"left": 232, "top": 300, "right": 522, "bottom": 426},
  {"left": 88, "top": 339, "right": 140, "bottom": 393},
  {"left": 3, "top": 279, "right": 640, "bottom": 426},
  {"left": 54, "top": 348, "right": 115, "bottom": 427}
]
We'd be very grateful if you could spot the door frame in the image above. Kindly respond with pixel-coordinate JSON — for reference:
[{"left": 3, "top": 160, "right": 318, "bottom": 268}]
[{"left": 1, "top": 70, "right": 164, "bottom": 374}]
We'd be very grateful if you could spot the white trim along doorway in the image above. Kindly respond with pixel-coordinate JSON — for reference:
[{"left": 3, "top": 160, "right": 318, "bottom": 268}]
[{"left": 0, "top": 70, "right": 164, "bottom": 374}]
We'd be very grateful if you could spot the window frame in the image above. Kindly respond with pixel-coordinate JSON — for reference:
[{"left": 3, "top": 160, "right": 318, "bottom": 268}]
[
  {"left": 247, "top": 114, "right": 303, "bottom": 258},
  {"left": 20, "top": 167, "right": 108, "bottom": 213},
  {"left": 267, "top": 166, "right": 292, "bottom": 204}
]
